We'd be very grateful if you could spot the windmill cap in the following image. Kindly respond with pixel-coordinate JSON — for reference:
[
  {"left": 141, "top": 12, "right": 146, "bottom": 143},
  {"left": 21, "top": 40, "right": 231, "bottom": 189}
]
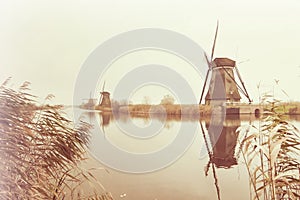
[
  {"left": 101, "top": 91, "right": 110, "bottom": 95},
  {"left": 213, "top": 58, "right": 236, "bottom": 67}
]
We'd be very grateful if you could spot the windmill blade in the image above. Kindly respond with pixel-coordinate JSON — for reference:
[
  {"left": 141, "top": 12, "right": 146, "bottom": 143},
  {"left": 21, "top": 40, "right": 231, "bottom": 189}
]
[
  {"left": 199, "top": 69, "right": 211, "bottom": 104},
  {"left": 204, "top": 52, "right": 212, "bottom": 69},
  {"left": 199, "top": 52, "right": 212, "bottom": 104},
  {"left": 210, "top": 20, "right": 219, "bottom": 61},
  {"left": 235, "top": 66, "right": 252, "bottom": 103},
  {"left": 238, "top": 59, "right": 250, "bottom": 65},
  {"left": 102, "top": 81, "right": 106, "bottom": 92}
]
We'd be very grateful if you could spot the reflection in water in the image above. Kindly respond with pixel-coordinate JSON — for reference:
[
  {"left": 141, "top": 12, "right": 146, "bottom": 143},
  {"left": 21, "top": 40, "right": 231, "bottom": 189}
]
[
  {"left": 203, "top": 115, "right": 241, "bottom": 168},
  {"left": 200, "top": 121, "right": 221, "bottom": 200},
  {"left": 199, "top": 114, "right": 241, "bottom": 200},
  {"left": 80, "top": 110, "right": 296, "bottom": 199},
  {"left": 83, "top": 111, "right": 242, "bottom": 170},
  {"left": 82, "top": 110, "right": 243, "bottom": 169},
  {"left": 100, "top": 112, "right": 112, "bottom": 127},
  {"left": 82, "top": 111, "right": 96, "bottom": 123},
  {"left": 82, "top": 111, "right": 113, "bottom": 130}
]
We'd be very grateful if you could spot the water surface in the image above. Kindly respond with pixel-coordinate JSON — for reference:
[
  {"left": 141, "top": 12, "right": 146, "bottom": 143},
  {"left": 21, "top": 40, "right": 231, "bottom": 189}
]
[{"left": 78, "top": 111, "right": 300, "bottom": 200}]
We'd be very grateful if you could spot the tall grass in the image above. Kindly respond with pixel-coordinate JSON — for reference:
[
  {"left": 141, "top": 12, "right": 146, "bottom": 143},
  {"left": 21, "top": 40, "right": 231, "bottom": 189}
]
[
  {"left": 239, "top": 96, "right": 300, "bottom": 200},
  {"left": 0, "top": 80, "right": 113, "bottom": 199}
]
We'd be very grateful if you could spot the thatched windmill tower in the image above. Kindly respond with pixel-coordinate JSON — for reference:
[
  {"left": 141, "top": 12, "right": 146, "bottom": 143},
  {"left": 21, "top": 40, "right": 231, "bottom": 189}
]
[
  {"left": 199, "top": 22, "right": 251, "bottom": 105},
  {"left": 98, "top": 82, "right": 111, "bottom": 108}
]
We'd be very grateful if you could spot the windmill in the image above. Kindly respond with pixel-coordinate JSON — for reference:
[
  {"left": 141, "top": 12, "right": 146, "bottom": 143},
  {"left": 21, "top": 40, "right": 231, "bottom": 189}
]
[
  {"left": 98, "top": 81, "right": 112, "bottom": 108},
  {"left": 199, "top": 22, "right": 251, "bottom": 105},
  {"left": 80, "top": 91, "right": 97, "bottom": 110}
]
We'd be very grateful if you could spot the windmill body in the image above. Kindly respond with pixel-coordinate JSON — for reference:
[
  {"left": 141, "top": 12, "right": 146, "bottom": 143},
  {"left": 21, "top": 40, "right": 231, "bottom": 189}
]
[
  {"left": 205, "top": 58, "right": 241, "bottom": 105},
  {"left": 99, "top": 91, "right": 111, "bottom": 107},
  {"left": 79, "top": 92, "right": 97, "bottom": 110},
  {"left": 96, "top": 81, "right": 112, "bottom": 112}
]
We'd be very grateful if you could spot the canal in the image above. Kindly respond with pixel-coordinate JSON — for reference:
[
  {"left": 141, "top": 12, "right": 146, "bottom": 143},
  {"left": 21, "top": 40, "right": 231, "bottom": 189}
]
[{"left": 75, "top": 110, "right": 300, "bottom": 200}]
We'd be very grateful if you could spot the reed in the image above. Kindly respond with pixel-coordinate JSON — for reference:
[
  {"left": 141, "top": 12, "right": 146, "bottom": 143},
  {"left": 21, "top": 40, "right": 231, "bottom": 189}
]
[
  {"left": 0, "top": 80, "right": 113, "bottom": 200},
  {"left": 239, "top": 96, "right": 300, "bottom": 200}
]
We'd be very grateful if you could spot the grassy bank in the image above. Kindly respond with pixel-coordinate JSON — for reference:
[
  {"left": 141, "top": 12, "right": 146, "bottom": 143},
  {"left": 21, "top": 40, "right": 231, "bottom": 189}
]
[
  {"left": 118, "top": 104, "right": 211, "bottom": 117},
  {"left": 268, "top": 101, "right": 300, "bottom": 114},
  {"left": 115, "top": 101, "right": 300, "bottom": 117}
]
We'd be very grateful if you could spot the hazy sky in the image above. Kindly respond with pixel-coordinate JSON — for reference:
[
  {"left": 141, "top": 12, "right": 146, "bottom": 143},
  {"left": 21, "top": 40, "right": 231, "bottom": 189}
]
[{"left": 1, "top": 0, "right": 299, "bottom": 105}]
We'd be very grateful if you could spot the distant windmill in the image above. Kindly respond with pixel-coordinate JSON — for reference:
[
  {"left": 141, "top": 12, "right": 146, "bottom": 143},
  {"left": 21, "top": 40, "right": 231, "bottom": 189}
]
[
  {"left": 98, "top": 81, "right": 112, "bottom": 108},
  {"left": 199, "top": 21, "right": 251, "bottom": 105},
  {"left": 80, "top": 91, "right": 97, "bottom": 110}
]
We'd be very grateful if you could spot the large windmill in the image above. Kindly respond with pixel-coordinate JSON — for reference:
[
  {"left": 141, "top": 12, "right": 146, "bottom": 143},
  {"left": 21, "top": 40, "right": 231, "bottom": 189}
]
[{"left": 199, "top": 22, "right": 251, "bottom": 105}]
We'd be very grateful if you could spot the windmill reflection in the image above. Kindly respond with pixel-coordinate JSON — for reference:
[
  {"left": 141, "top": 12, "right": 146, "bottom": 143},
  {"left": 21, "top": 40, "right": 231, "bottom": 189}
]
[
  {"left": 203, "top": 114, "right": 241, "bottom": 168},
  {"left": 200, "top": 114, "right": 241, "bottom": 200},
  {"left": 82, "top": 111, "right": 96, "bottom": 123},
  {"left": 81, "top": 111, "right": 113, "bottom": 132},
  {"left": 99, "top": 112, "right": 112, "bottom": 127}
]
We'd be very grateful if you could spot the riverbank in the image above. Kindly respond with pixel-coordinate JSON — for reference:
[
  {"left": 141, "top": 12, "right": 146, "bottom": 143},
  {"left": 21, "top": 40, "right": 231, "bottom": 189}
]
[
  {"left": 115, "top": 102, "right": 300, "bottom": 117},
  {"left": 118, "top": 104, "right": 209, "bottom": 117},
  {"left": 78, "top": 101, "right": 300, "bottom": 120}
]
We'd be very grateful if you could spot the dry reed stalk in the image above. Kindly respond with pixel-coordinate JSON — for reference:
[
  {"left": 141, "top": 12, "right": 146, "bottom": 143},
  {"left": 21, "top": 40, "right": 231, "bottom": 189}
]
[
  {"left": 0, "top": 80, "right": 113, "bottom": 200},
  {"left": 239, "top": 96, "right": 300, "bottom": 200}
]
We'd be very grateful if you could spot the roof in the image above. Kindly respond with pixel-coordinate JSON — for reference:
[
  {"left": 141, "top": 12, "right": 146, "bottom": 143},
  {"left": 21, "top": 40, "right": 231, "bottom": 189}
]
[
  {"left": 213, "top": 58, "right": 236, "bottom": 67},
  {"left": 100, "top": 91, "right": 110, "bottom": 95}
]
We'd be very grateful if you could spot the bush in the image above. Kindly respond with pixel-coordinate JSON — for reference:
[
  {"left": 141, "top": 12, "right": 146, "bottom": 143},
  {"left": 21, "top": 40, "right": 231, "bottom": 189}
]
[{"left": 160, "top": 95, "right": 175, "bottom": 105}]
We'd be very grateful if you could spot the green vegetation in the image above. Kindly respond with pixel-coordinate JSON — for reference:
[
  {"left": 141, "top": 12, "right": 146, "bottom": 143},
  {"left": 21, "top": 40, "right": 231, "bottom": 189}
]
[
  {"left": 259, "top": 98, "right": 300, "bottom": 115},
  {"left": 0, "top": 80, "right": 113, "bottom": 199},
  {"left": 160, "top": 94, "right": 175, "bottom": 105},
  {"left": 118, "top": 104, "right": 212, "bottom": 118},
  {"left": 239, "top": 97, "right": 300, "bottom": 200}
]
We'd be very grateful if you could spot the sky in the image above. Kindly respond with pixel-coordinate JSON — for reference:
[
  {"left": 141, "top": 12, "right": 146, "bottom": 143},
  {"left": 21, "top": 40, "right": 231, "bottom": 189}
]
[{"left": 0, "top": 0, "right": 300, "bottom": 105}]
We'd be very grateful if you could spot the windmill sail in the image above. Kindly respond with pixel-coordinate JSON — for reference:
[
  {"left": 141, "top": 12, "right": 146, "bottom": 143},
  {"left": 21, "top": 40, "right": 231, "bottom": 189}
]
[
  {"left": 199, "top": 53, "right": 212, "bottom": 104},
  {"left": 210, "top": 20, "right": 219, "bottom": 61},
  {"left": 102, "top": 81, "right": 106, "bottom": 92}
]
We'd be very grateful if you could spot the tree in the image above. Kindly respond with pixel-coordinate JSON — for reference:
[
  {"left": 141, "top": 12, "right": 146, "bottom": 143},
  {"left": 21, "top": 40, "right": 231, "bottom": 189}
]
[
  {"left": 160, "top": 94, "right": 175, "bottom": 105},
  {"left": 143, "top": 96, "right": 151, "bottom": 105}
]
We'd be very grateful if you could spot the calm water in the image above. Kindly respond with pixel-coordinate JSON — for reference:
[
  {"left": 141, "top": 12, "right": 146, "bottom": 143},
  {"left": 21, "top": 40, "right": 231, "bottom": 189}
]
[{"left": 76, "top": 110, "right": 300, "bottom": 200}]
